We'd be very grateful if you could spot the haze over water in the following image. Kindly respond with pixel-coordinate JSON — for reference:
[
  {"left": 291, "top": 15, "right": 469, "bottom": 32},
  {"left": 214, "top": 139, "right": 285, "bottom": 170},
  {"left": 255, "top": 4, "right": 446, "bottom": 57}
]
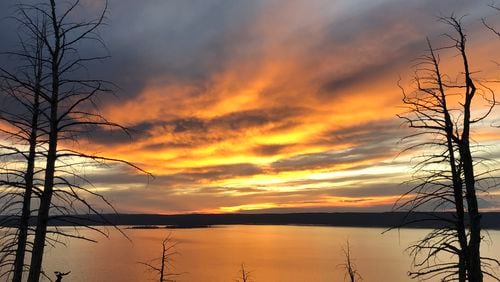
[{"left": 42, "top": 225, "right": 500, "bottom": 282}]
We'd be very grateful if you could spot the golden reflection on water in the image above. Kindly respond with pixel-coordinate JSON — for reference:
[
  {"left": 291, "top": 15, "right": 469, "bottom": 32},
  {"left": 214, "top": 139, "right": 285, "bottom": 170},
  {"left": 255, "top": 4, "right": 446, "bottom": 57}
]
[{"left": 42, "top": 225, "right": 500, "bottom": 281}]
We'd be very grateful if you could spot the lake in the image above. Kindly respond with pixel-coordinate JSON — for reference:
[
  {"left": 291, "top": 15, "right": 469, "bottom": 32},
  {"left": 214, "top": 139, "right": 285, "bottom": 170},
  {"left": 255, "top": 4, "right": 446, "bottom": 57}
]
[{"left": 40, "top": 225, "right": 500, "bottom": 281}]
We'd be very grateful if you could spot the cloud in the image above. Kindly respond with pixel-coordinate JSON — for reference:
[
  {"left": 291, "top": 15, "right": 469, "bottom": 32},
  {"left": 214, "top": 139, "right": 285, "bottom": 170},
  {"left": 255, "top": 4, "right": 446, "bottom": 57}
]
[
  {"left": 252, "top": 144, "right": 291, "bottom": 156},
  {"left": 1, "top": 0, "right": 500, "bottom": 213},
  {"left": 317, "top": 119, "right": 408, "bottom": 148}
]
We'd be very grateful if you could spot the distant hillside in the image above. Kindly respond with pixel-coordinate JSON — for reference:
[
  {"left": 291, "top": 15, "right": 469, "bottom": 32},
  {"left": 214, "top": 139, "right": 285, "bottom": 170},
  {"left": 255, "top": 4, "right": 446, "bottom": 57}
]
[{"left": 2, "top": 212, "right": 498, "bottom": 229}]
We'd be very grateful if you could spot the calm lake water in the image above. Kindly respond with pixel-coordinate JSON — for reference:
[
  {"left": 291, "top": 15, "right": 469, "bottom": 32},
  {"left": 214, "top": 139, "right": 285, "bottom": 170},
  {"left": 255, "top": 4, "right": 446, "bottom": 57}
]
[{"left": 40, "top": 225, "right": 500, "bottom": 281}]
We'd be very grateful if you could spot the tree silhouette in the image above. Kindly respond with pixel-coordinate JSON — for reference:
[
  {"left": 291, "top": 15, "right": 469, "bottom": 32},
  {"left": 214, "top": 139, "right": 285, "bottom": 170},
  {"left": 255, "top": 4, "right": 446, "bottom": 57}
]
[
  {"left": 0, "top": 6, "right": 48, "bottom": 281},
  {"left": 339, "top": 241, "right": 362, "bottom": 282},
  {"left": 0, "top": 1, "right": 150, "bottom": 281},
  {"left": 139, "top": 234, "right": 180, "bottom": 282},
  {"left": 396, "top": 15, "right": 499, "bottom": 281},
  {"left": 235, "top": 263, "right": 253, "bottom": 282}
]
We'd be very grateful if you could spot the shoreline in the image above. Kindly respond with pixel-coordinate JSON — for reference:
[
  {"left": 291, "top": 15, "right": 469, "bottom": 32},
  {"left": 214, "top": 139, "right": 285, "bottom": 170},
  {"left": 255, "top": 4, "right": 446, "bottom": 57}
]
[{"left": 3, "top": 212, "right": 498, "bottom": 230}]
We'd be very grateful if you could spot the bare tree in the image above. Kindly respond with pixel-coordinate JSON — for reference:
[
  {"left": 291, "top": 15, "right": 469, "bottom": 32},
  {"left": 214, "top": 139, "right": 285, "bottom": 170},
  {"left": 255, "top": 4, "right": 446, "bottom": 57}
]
[
  {"left": 139, "top": 234, "right": 180, "bottom": 282},
  {"left": 339, "top": 241, "right": 362, "bottom": 282},
  {"left": 0, "top": 7, "right": 48, "bottom": 281},
  {"left": 235, "top": 263, "right": 253, "bottom": 282},
  {"left": 397, "top": 15, "right": 499, "bottom": 281},
  {"left": 482, "top": 4, "right": 500, "bottom": 38},
  {"left": 397, "top": 38, "right": 469, "bottom": 282},
  {"left": 0, "top": 1, "right": 150, "bottom": 281},
  {"left": 15, "top": 1, "right": 151, "bottom": 281}
]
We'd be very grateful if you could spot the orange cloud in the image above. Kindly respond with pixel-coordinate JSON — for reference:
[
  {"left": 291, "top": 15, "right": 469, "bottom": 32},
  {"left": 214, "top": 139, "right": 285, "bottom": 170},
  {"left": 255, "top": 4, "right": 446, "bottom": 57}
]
[{"left": 9, "top": 0, "right": 499, "bottom": 214}]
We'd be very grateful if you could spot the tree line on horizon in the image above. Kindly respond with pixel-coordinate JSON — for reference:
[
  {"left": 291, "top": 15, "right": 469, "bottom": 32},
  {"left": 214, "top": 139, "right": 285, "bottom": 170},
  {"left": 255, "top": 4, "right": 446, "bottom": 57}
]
[{"left": 0, "top": 1, "right": 499, "bottom": 282}]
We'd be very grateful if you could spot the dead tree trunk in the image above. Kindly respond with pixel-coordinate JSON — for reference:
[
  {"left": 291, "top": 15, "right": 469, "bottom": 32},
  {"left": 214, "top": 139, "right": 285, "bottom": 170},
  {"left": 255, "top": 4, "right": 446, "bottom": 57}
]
[
  {"left": 12, "top": 62, "right": 40, "bottom": 282},
  {"left": 12, "top": 23, "right": 45, "bottom": 282},
  {"left": 27, "top": 102, "right": 57, "bottom": 282},
  {"left": 27, "top": 1, "right": 60, "bottom": 280},
  {"left": 23, "top": 1, "right": 149, "bottom": 280},
  {"left": 2, "top": 0, "right": 150, "bottom": 280},
  {"left": 446, "top": 16, "right": 483, "bottom": 282},
  {"left": 427, "top": 39, "right": 468, "bottom": 282},
  {"left": 397, "top": 15, "right": 498, "bottom": 281},
  {"left": 0, "top": 8, "right": 48, "bottom": 281}
]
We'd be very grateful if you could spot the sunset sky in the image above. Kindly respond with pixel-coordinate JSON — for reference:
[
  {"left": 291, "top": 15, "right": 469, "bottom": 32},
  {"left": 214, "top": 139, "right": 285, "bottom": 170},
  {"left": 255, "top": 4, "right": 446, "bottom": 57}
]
[{"left": 1, "top": 0, "right": 500, "bottom": 214}]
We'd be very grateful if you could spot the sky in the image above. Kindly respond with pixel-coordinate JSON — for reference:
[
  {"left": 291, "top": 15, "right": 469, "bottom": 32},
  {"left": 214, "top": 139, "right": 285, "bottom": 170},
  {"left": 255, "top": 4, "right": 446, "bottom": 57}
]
[{"left": 1, "top": 0, "right": 500, "bottom": 214}]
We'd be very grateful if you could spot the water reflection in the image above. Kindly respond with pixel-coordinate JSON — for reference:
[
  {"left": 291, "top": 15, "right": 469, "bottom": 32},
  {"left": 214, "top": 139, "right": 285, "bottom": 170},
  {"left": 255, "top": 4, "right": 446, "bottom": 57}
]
[{"left": 42, "top": 225, "right": 500, "bottom": 281}]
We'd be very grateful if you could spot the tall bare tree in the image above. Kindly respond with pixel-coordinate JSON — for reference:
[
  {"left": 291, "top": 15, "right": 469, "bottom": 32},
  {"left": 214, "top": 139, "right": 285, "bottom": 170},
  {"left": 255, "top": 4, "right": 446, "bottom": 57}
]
[
  {"left": 0, "top": 7, "right": 48, "bottom": 281},
  {"left": 16, "top": 1, "right": 150, "bottom": 281},
  {"left": 397, "top": 37, "right": 469, "bottom": 281},
  {"left": 397, "top": 15, "right": 499, "bottom": 281},
  {"left": 0, "top": 1, "right": 149, "bottom": 281}
]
